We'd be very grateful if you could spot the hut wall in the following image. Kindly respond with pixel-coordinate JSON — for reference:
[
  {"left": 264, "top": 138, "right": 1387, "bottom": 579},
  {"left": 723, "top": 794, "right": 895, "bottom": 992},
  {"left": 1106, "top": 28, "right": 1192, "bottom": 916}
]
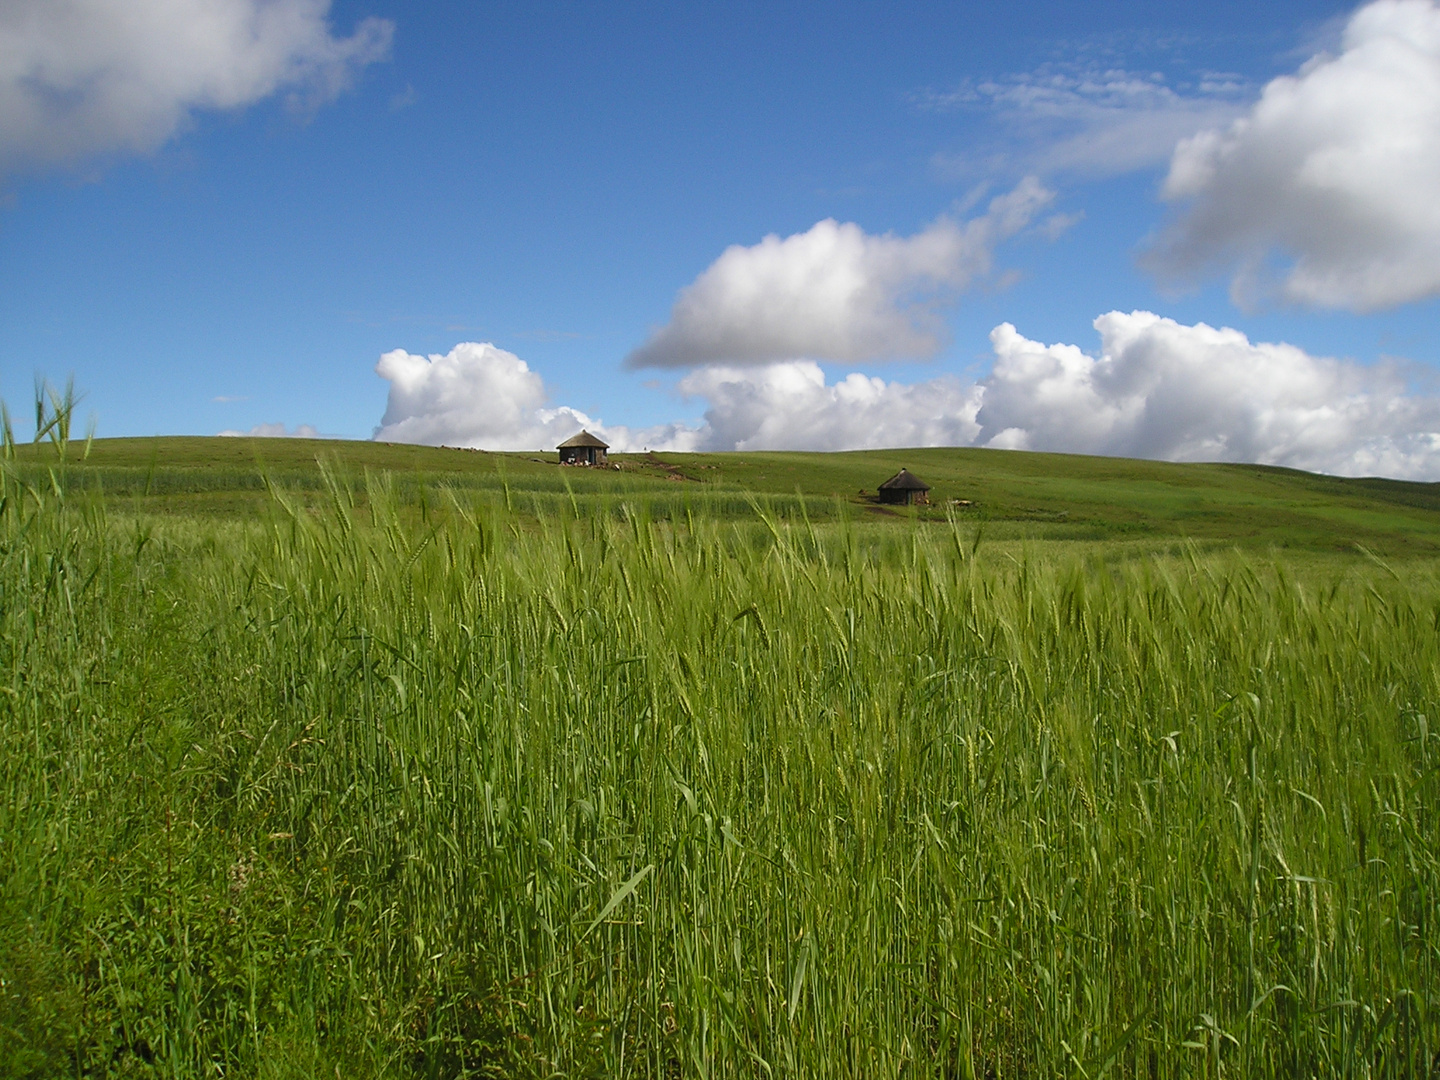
[
  {"left": 878, "top": 488, "right": 928, "bottom": 505},
  {"left": 559, "top": 446, "right": 607, "bottom": 465}
]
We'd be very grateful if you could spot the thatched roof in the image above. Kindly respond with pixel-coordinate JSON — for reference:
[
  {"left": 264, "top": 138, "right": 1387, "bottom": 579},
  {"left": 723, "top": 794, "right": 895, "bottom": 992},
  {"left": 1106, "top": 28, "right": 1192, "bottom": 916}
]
[
  {"left": 878, "top": 468, "right": 930, "bottom": 491},
  {"left": 557, "top": 429, "right": 609, "bottom": 450}
]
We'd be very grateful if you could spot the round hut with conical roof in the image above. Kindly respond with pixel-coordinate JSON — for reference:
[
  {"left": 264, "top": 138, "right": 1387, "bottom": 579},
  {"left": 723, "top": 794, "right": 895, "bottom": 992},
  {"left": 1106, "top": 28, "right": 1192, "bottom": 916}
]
[
  {"left": 877, "top": 468, "right": 930, "bottom": 505},
  {"left": 557, "top": 430, "right": 610, "bottom": 466}
]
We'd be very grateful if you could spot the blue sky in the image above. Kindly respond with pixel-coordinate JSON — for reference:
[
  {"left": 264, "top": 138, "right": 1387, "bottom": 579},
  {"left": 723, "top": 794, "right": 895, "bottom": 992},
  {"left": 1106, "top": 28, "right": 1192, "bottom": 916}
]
[{"left": 4, "top": 0, "right": 1440, "bottom": 477}]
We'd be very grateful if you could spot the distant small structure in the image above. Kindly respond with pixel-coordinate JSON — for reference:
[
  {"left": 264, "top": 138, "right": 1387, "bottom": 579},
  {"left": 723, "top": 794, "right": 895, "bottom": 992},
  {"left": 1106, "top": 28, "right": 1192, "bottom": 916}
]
[
  {"left": 557, "top": 430, "right": 610, "bottom": 466},
  {"left": 877, "top": 468, "right": 931, "bottom": 505}
]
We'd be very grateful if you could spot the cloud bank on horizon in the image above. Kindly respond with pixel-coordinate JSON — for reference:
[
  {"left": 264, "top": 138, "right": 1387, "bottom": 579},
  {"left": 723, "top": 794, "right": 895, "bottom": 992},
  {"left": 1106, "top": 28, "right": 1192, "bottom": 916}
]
[
  {"left": 0, "top": 0, "right": 392, "bottom": 173},
  {"left": 1148, "top": 0, "right": 1440, "bottom": 311},
  {"left": 371, "top": 313, "right": 1440, "bottom": 481},
  {"left": 979, "top": 314, "right": 1440, "bottom": 479},
  {"left": 218, "top": 422, "right": 328, "bottom": 439}
]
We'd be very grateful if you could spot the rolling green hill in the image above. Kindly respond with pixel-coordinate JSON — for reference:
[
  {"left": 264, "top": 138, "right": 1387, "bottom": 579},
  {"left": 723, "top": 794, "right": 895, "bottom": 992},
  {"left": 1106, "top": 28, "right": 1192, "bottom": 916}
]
[
  {"left": 12, "top": 434, "right": 1440, "bottom": 555},
  {"left": 3, "top": 434, "right": 1437, "bottom": 1074}
]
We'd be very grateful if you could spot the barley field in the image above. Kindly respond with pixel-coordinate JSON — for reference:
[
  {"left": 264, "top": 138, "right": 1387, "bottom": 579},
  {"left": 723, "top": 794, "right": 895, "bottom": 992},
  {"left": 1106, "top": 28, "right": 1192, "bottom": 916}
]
[{"left": 0, "top": 447, "right": 1436, "bottom": 1076}]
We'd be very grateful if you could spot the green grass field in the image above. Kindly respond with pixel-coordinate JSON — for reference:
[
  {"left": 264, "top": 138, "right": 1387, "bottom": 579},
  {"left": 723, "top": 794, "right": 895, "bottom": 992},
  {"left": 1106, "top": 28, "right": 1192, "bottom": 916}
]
[
  {"left": 0, "top": 435, "right": 1436, "bottom": 1077},
  {"left": 12, "top": 435, "right": 1440, "bottom": 554}
]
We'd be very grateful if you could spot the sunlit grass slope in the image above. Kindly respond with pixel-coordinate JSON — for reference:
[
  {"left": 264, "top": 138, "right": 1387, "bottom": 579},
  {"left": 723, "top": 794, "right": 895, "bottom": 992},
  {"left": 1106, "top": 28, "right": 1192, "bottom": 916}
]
[
  {"left": 13, "top": 434, "right": 1440, "bottom": 554},
  {"left": 0, "top": 463, "right": 1435, "bottom": 1077}
]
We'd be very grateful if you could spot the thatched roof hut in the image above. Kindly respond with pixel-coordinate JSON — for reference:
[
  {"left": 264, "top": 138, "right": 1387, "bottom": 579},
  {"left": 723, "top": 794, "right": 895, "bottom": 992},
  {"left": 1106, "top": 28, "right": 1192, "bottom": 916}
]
[
  {"left": 558, "top": 430, "right": 610, "bottom": 466},
  {"left": 877, "top": 468, "right": 930, "bottom": 505}
]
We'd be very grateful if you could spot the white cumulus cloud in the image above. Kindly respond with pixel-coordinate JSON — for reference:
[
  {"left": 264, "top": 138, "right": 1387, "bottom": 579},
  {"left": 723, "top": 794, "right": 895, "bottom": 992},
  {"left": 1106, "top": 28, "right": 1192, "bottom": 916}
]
[
  {"left": 624, "top": 179, "right": 1055, "bottom": 369},
  {"left": 0, "top": 0, "right": 393, "bottom": 173},
  {"left": 976, "top": 312, "right": 1440, "bottom": 479},
  {"left": 1148, "top": 0, "right": 1440, "bottom": 311},
  {"left": 373, "top": 342, "right": 601, "bottom": 451},
  {"left": 672, "top": 364, "right": 980, "bottom": 452}
]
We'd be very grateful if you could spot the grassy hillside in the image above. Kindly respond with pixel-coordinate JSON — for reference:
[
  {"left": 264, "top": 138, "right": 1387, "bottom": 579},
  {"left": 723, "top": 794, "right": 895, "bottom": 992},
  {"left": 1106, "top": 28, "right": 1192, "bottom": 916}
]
[
  {"left": 2, "top": 432, "right": 1437, "bottom": 1075},
  {"left": 1, "top": 474, "right": 1435, "bottom": 1077},
  {"left": 13, "top": 435, "right": 1440, "bottom": 555}
]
